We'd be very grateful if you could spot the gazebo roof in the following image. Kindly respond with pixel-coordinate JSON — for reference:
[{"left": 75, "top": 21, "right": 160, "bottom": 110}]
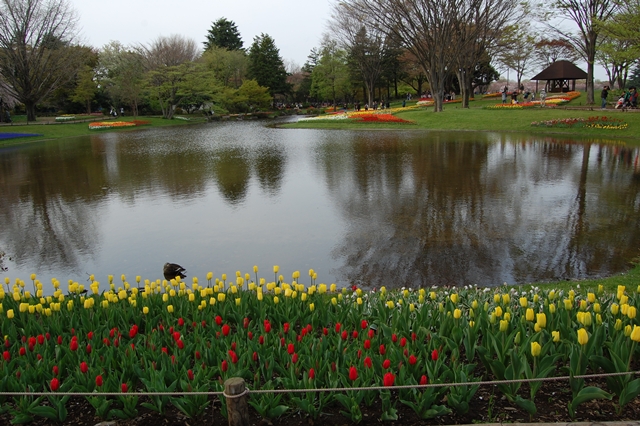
[{"left": 531, "top": 60, "right": 588, "bottom": 80}]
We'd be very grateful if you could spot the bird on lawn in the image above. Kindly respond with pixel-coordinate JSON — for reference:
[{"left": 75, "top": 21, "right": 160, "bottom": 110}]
[{"left": 163, "top": 262, "right": 187, "bottom": 280}]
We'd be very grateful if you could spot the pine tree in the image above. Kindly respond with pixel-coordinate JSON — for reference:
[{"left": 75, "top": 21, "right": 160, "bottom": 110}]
[
  {"left": 247, "top": 34, "right": 289, "bottom": 97},
  {"left": 204, "top": 18, "right": 243, "bottom": 51}
]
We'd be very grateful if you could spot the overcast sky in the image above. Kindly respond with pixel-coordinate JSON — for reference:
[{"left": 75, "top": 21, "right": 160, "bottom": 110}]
[{"left": 68, "top": 0, "right": 332, "bottom": 69}]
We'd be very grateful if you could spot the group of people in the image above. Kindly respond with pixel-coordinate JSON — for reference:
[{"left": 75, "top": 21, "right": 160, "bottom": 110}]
[
  {"left": 501, "top": 86, "right": 546, "bottom": 106},
  {"left": 604, "top": 85, "right": 638, "bottom": 109},
  {"left": 109, "top": 107, "right": 125, "bottom": 117}
]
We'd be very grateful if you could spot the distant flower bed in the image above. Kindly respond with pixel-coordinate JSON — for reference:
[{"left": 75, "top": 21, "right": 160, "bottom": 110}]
[
  {"left": 416, "top": 98, "right": 464, "bottom": 106},
  {"left": 174, "top": 116, "right": 191, "bottom": 121},
  {"left": 354, "top": 113, "right": 415, "bottom": 123},
  {"left": 482, "top": 92, "right": 502, "bottom": 98},
  {"left": 89, "top": 120, "right": 151, "bottom": 130},
  {"left": 531, "top": 116, "right": 628, "bottom": 130},
  {"left": 55, "top": 116, "right": 75, "bottom": 122},
  {"left": 486, "top": 102, "right": 537, "bottom": 109}
]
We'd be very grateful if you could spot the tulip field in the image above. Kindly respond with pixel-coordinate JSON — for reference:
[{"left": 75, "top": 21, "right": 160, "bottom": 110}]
[{"left": 0, "top": 270, "right": 639, "bottom": 424}]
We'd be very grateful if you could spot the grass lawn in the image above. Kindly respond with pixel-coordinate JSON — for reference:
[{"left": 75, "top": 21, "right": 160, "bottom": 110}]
[
  {"left": 0, "top": 115, "right": 207, "bottom": 146},
  {"left": 285, "top": 94, "right": 640, "bottom": 145}
]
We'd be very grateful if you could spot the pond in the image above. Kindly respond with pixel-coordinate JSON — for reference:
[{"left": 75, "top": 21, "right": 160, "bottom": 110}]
[{"left": 1, "top": 120, "right": 639, "bottom": 294}]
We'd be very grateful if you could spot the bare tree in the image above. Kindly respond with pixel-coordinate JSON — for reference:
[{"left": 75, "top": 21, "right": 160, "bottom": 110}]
[
  {"left": 344, "top": 0, "right": 519, "bottom": 112},
  {"left": 543, "top": 0, "right": 621, "bottom": 103},
  {"left": 331, "top": 4, "right": 389, "bottom": 106},
  {"left": 534, "top": 38, "right": 581, "bottom": 68},
  {"left": 139, "top": 34, "right": 200, "bottom": 69},
  {"left": 0, "top": 0, "right": 83, "bottom": 121}
]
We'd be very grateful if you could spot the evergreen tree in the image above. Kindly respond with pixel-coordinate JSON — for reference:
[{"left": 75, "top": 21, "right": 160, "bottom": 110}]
[
  {"left": 247, "top": 34, "right": 289, "bottom": 97},
  {"left": 204, "top": 18, "right": 243, "bottom": 51}
]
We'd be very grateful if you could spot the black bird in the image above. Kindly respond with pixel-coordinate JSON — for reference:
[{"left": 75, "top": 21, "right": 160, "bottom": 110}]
[{"left": 163, "top": 263, "right": 187, "bottom": 280}]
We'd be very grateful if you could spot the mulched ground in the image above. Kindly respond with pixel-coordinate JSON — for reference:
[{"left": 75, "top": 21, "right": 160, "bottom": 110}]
[{"left": 1, "top": 379, "right": 638, "bottom": 426}]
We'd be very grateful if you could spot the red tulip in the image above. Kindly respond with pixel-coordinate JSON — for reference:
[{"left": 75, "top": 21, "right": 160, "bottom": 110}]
[
  {"left": 95, "top": 375, "right": 103, "bottom": 387},
  {"left": 392, "top": 334, "right": 398, "bottom": 343},
  {"left": 2, "top": 351, "right": 9, "bottom": 361},
  {"left": 70, "top": 340, "right": 78, "bottom": 351},
  {"left": 280, "top": 337, "right": 285, "bottom": 347},
  {"left": 259, "top": 335, "right": 264, "bottom": 345},
  {"left": 187, "top": 369, "right": 194, "bottom": 381},
  {"left": 195, "top": 350, "right": 201, "bottom": 360},
  {"left": 379, "top": 344, "right": 386, "bottom": 355},
  {"left": 364, "top": 356, "right": 372, "bottom": 369},
  {"left": 243, "top": 317, "right": 250, "bottom": 329},
  {"left": 411, "top": 332, "right": 417, "bottom": 341},
  {"left": 50, "top": 378, "right": 60, "bottom": 391},
  {"left": 222, "top": 324, "right": 230, "bottom": 336},
  {"left": 248, "top": 331, "right": 253, "bottom": 340},
  {"left": 201, "top": 320, "right": 206, "bottom": 328},
  {"left": 129, "top": 325, "right": 138, "bottom": 338},
  {"left": 349, "top": 366, "right": 358, "bottom": 381},
  {"left": 178, "top": 318, "right": 184, "bottom": 327},
  {"left": 86, "top": 344, "right": 92, "bottom": 354},
  {"left": 215, "top": 315, "right": 223, "bottom": 326},
  {"left": 45, "top": 333, "right": 51, "bottom": 341},
  {"left": 253, "top": 351, "right": 258, "bottom": 362},
  {"left": 341, "top": 331, "right": 348, "bottom": 341},
  {"left": 37, "top": 353, "right": 42, "bottom": 360},
  {"left": 176, "top": 340, "right": 184, "bottom": 349},
  {"left": 52, "top": 365, "right": 58, "bottom": 376},
  {"left": 221, "top": 360, "right": 228, "bottom": 372},
  {"left": 368, "top": 329, "right": 375, "bottom": 339},
  {"left": 109, "top": 328, "right": 116, "bottom": 338},
  {"left": 309, "top": 368, "right": 315, "bottom": 379},
  {"left": 409, "top": 355, "right": 417, "bottom": 365},
  {"left": 420, "top": 375, "right": 428, "bottom": 385},
  {"left": 121, "top": 383, "right": 128, "bottom": 393},
  {"left": 57, "top": 336, "right": 63, "bottom": 345},
  {"left": 383, "top": 372, "right": 395, "bottom": 387},
  {"left": 306, "top": 324, "right": 312, "bottom": 333},
  {"left": 352, "top": 330, "right": 358, "bottom": 339},
  {"left": 323, "top": 327, "right": 328, "bottom": 336},
  {"left": 383, "top": 359, "right": 391, "bottom": 369},
  {"left": 228, "top": 350, "right": 238, "bottom": 364},
  {"left": 4, "top": 338, "right": 10, "bottom": 348},
  {"left": 80, "top": 361, "right": 88, "bottom": 374},
  {"left": 331, "top": 362, "right": 336, "bottom": 372},
  {"left": 87, "top": 331, "right": 93, "bottom": 340},
  {"left": 19, "top": 347, "right": 26, "bottom": 356},
  {"left": 37, "top": 335, "right": 44, "bottom": 345},
  {"left": 400, "top": 337, "right": 407, "bottom": 347},
  {"left": 364, "top": 339, "right": 371, "bottom": 350},
  {"left": 292, "top": 353, "right": 298, "bottom": 364},
  {"left": 284, "top": 323, "right": 290, "bottom": 333},
  {"left": 431, "top": 349, "right": 439, "bottom": 361},
  {"left": 287, "top": 343, "right": 295, "bottom": 355},
  {"left": 264, "top": 321, "right": 271, "bottom": 333},
  {"left": 172, "top": 331, "right": 181, "bottom": 341},
  {"left": 231, "top": 342, "right": 236, "bottom": 351},
  {"left": 361, "top": 320, "right": 368, "bottom": 329},
  {"left": 357, "top": 349, "right": 362, "bottom": 359},
  {"left": 162, "top": 347, "right": 168, "bottom": 355}
]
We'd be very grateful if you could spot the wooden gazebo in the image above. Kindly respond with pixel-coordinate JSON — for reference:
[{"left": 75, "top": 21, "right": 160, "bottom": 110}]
[{"left": 531, "top": 60, "right": 588, "bottom": 93}]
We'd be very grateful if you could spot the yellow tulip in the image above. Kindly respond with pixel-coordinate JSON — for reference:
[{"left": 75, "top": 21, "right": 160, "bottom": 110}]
[
  {"left": 330, "top": 283, "right": 337, "bottom": 292},
  {"left": 273, "top": 265, "right": 279, "bottom": 274},
  {"left": 631, "top": 325, "right": 640, "bottom": 342},
  {"left": 472, "top": 300, "right": 479, "bottom": 310},
  {"left": 6, "top": 309, "right": 14, "bottom": 319},
  {"left": 309, "top": 303, "right": 315, "bottom": 312},
  {"left": 357, "top": 297, "right": 362, "bottom": 305},
  {"left": 430, "top": 291, "right": 436, "bottom": 300},
  {"left": 536, "top": 313, "right": 546, "bottom": 328},
  {"left": 206, "top": 272, "right": 213, "bottom": 280},
  {"left": 273, "top": 296, "right": 279, "bottom": 304},
  {"left": 499, "top": 319, "right": 509, "bottom": 332},
  {"left": 587, "top": 293, "right": 595, "bottom": 303},
  {"left": 167, "top": 305, "right": 173, "bottom": 313},
  {"left": 494, "top": 306, "right": 503, "bottom": 317},
  {"left": 331, "top": 297, "right": 337, "bottom": 306},
  {"left": 593, "top": 303, "right": 601, "bottom": 313},
  {"left": 409, "top": 303, "right": 415, "bottom": 312},
  {"left": 526, "top": 308, "right": 534, "bottom": 321},
  {"left": 519, "top": 297, "right": 528, "bottom": 308},
  {"left": 548, "top": 290, "right": 556, "bottom": 300},
  {"left": 611, "top": 303, "right": 619, "bottom": 315},
  {"left": 143, "top": 306, "right": 149, "bottom": 315},
  {"left": 615, "top": 318, "right": 622, "bottom": 330},
  {"left": 625, "top": 325, "right": 632, "bottom": 337},
  {"left": 577, "top": 328, "right": 588, "bottom": 345},
  {"left": 579, "top": 300, "right": 587, "bottom": 310},
  {"left": 552, "top": 331, "right": 560, "bottom": 342},
  {"left": 450, "top": 293, "right": 458, "bottom": 304},
  {"left": 504, "top": 312, "right": 511, "bottom": 322},
  {"left": 235, "top": 298, "right": 241, "bottom": 306},
  {"left": 218, "top": 293, "right": 226, "bottom": 302},
  {"left": 386, "top": 300, "right": 395, "bottom": 309},
  {"left": 531, "top": 341, "right": 541, "bottom": 357},
  {"left": 453, "top": 309, "right": 461, "bottom": 319},
  {"left": 494, "top": 294, "right": 500, "bottom": 303},
  {"left": 502, "top": 293, "right": 510, "bottom": 304},
  {"left": 563, "top": 299, "right": 573, "bottom": 310},
  {"left": 627, "top": 306, "right": 637, "bottom": 319}
]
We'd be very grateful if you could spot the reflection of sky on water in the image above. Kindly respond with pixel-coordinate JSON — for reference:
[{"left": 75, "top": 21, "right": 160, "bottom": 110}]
[{"left": 1, "top": 123, "right": 639, "bottom": 294}]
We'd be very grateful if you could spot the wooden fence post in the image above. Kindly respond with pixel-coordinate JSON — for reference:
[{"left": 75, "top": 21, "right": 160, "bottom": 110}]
[{"left": 224, "top": 377, "right": 250, "bottom": 426}]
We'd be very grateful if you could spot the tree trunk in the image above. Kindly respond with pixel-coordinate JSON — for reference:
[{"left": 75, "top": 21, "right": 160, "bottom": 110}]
[{"left": 26, "top": 102, "right": 36, "bottom": 122}]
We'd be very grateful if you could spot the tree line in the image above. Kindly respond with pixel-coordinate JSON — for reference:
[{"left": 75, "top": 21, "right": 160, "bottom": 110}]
[{"left": 1, "top": 0, "right": 639, "bottom": 119}]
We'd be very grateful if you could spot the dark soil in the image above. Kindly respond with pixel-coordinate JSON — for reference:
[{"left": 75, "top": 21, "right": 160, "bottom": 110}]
[{"left": 1, "top": 379, "right": 638, "bottom": 426}]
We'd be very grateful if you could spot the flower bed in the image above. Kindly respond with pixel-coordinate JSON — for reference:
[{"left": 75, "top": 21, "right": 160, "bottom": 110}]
[
  {"left": 88, "top": 120, "right": 151, "bottom": 130},
  {"left": 298, "top": 108, "right": 417, "bottom": 124},
  {"left": 0, "top": 270, "right": 638, "bottom": 424},
  {"left": 486, "top": 102, "right": 537, "bottom": 109},
  {"left": 531, "top": 116, "right": 628, "bottom": 130},
  {"left": 55, "top": 116, "right": 76, "bottom": 122}
]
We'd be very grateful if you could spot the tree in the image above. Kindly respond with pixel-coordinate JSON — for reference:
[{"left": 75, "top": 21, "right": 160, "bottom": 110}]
[
  {"left": 344, "top": 0, "right": 520, "bottom": 112},
  {"left": 310, "top": 36, "right": 351, "bottom": 109},
  {"left": 70, "top": 65, "right": 97, "bottom": 114},
  {"left": 534, "top": 38, "right": 580, "bottom": 68},
  {"left": 543, "top": 0, "right": 621, "bottom": 103},
  {"left": 495, "top": 25, "right": 537, "bottom": 89},
  {"left": 0, "top": 0, "right": 84, "bottom": 121},
  {"left": 201, "top": 46, "right": 247, "bottom": 89},
  {"left": 247, "top": 34, "right": 289, "bottom": 97},
  {"left": 203, "top": 18, "right": 243, "bottom": 51},
  {"left": 139, "top": 34, "right": 200, "bottom": 69},
  {"left": 97, "top": 41, "right": 146, "bottom": 116}
]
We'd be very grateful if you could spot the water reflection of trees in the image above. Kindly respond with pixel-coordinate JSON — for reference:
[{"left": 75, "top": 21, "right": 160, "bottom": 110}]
[
  {"left": 0, "top": 128, "right": 288, "bottom": 273},
  {"left": 319, "top": 133, "right": 640, "bottom": 288}
]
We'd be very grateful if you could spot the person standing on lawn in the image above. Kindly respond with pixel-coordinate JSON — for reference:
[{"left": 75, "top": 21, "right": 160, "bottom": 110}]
[{"left": 601, "top": 85, "right": 609, "bottom": 110}]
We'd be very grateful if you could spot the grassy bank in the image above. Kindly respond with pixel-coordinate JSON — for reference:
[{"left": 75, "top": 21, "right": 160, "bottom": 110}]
[
  {"left": 0, "top": 116, "right": 207, "bottom": 146},
  {"left": 285, "top": 96, "right": 640, "bottom": 145}
]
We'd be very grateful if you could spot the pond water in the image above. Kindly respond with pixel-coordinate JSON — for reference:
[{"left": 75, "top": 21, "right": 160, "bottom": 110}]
[{"left": 1, "top": 120, "right": 639, "bottom": 294}]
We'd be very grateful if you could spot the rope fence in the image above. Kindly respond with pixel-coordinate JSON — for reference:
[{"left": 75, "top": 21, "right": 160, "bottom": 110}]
[{"left": 0, "top": 370, "right": 637, "bottom": 397}]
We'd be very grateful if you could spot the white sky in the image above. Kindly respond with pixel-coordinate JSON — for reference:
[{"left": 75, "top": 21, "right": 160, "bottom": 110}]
[{"left": 68, "top": 0, "right": 333, "bottom": 69}]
